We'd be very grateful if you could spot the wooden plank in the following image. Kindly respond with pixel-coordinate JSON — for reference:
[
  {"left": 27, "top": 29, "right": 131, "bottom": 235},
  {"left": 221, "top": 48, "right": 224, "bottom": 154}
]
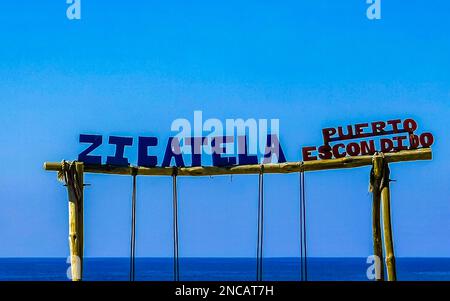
[{"left": 44, "top": 148, "right": 431, "bottom": 177}]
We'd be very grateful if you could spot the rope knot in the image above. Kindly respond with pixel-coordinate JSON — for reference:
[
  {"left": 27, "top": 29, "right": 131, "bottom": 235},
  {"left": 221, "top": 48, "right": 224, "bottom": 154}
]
[
  {"left": 172, "top": 166, "right": 178, "bottom": 177},
  {"left": 131, "top": 166, "right": 138, "bottom": 177},
  {"left": 299, "top": 161, "right": 305, "bottom": 173}
]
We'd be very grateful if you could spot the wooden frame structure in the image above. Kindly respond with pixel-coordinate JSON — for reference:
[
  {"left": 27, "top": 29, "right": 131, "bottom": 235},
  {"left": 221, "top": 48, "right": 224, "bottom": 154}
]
[{"left": 44, "top": 148, "right": 432, "bottom": 281}]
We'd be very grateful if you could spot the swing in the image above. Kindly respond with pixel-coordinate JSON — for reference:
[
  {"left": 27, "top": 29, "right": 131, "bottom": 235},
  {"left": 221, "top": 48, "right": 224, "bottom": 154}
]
[
  {"left": 255, "top": 166, "right": 309, "bottom": 282},
  {"left": 127, "top": 164, "right": 309, "bottom": 282},
  {"left": 128, "top": 168, "right": 180, "bottom": 282}
]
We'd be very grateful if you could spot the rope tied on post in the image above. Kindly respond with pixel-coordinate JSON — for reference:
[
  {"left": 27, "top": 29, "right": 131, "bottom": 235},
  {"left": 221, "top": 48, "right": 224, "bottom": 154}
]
[
  {"left": 369, "top": 152, "right": 391, "bottom": 193},
  {"left": 58, "top": 161, "right": 83, "bottom": 202}
]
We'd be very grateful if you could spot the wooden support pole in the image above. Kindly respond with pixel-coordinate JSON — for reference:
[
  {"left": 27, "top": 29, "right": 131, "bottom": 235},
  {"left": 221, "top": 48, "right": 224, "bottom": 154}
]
[
  {"left": 67, "top": 162, "right": 84, "bottom": 281},
  {"left": 44, "top": 148, "right": 432, "bottom": 177},
  {"left": 371, "top": 155, "right": 385, "bottom": 281},
  {"left": 381, "top": 164, "right": 397, "bottom": 281}
]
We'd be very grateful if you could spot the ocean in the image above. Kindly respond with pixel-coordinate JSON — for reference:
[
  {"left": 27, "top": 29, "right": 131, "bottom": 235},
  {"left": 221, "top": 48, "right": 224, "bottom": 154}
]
[{"left": 1, "top": 258, "right": 450, "bottom": 281}]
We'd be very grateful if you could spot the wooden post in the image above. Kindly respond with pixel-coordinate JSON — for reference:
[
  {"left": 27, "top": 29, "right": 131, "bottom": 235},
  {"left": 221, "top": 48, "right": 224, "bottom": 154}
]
[
  {"left": 381, "top": 163, "right": 397, "bottom": 281},
  {"left": 371, "top": 155, "right": 384, "bottom": 281},
  {"left": 67, "top": 162, "right": 84, "bottom": 281}
]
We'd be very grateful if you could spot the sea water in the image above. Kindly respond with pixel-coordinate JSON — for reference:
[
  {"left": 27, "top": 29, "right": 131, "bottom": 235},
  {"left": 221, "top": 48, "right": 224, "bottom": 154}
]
[{"left": 1, "top": 258, "right": 450, "bottom": 281}]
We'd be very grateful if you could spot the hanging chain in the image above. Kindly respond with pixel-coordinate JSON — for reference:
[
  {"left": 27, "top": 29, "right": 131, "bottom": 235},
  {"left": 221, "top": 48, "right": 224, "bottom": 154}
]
[
  {"left": 130, "top": 169, "right": 137, "bottom": 281},
  {"left": 299, "top": 169, "right": 308, "bottom": 281},
  {"left": 256, "top": 165, "right": 265, "bottom": 281},
  {"left": 172, "top": 168, "right": 180, "bottom": 282}
]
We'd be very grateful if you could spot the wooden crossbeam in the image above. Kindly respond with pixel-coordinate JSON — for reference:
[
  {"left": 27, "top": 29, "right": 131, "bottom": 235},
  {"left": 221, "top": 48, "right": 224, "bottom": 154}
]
[{"left": 44, "top": 148, "right": 431, "bottom": 177}]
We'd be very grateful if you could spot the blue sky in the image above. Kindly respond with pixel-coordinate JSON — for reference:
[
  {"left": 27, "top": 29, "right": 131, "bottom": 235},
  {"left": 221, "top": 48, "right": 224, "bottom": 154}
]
[{"left": 0, "top": 0, "right": 449, "bottom": 259}]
